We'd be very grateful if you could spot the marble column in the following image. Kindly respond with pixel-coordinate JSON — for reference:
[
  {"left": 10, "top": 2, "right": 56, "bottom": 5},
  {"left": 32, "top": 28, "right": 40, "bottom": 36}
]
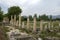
[
  {"left": 19, "top": 14, "right": 21, "bottom": 28},
  {"left": 48, "top": 22, "right": 51, "bottom": 29},
  {"left": 59, "top": 22, "right": 60, "bottom": 27},
  {"left": 40, "top": 20, "right": 43, "bottom": 31},
  {"left": 14, "top": 15, "right": 16, "bottom": 26},
  {"left": 10, "top": 15, "right": 12, "bottom": 24},
  {"left": 51, "top": 22, "right": 53, "bottom": 29},
  {"left": 10, "top": 15, "right": 14, "bottom": 26},
  {"left": 22, "top": 22, "right": 25, "bottom": 28},
  {"left": 27, "top": 17, "right": 30, "bottom": 29},
  {"left": 44, "top": 24, "right": 47, "bottom": 30},
  {"left": 33, "top": 17, "right": 36, "bottom": 32},
  {"left": 16, "top": 20, "right": 19, "bottom": 26}
]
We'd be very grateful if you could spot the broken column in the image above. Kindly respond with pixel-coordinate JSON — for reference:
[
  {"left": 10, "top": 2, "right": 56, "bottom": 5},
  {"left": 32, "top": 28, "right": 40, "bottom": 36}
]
[
  {"left": 19, "top": 14, "right": 21, "bottom": 28},
  {"left": 22, "top": 22, "right": 25, "bottom": 28},
  {"left": 16, "top": 20, "right": 19, "bottom": 27},
  {"left": 51, "top": 22, "right": 54, "bottom": 29},
  {"left": 10, "top": 15, "right": 13, "bottom": 26},
  {"left": 58, "top": 21, "right": 60, "bottom": 27},
  {"left": 14, "top": 15, "right": 16, "bottom": 26},
  {"left": 40, "top": 20, "right": 43, "bottom": 31},
  {"left": 44, "top": 24, "right": 47, "bottom": 30},
  {"left": 33, "top": 17, "right": 36, "bottom": 32},
  {"left": 48, "top": 22, "right": 51, "bottom": 30},
  {"left": 27, "top": 17, "right": 30, "bottom": 29}
]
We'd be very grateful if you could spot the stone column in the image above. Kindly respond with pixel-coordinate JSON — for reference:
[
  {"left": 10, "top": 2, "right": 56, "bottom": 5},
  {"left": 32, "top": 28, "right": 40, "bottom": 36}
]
[
  {"left": 11, "top": 15, "right": 13, "bottom": 21},
  {"left": 48, "top": 22, "right": 51, "bottom": 30},
  {"left": 22, "top": 22, "right": 25, "bottom": 28},
  {"left": 10, "top": 15, "right": 12, "bottom": 24},
  {"left": 40, "top": 20, "right": 43, "bottom": 31},
  {"left": 33, "top": 17, "right": 36, "bottom": 32},
  {"left": 16, "top": 20, "right": 19, "bottom": 26},
  {"left": 11, "top": 18, "right": 14, "bottom": 26},
  {"left": 51, "top": 22, "right": 53, "bottom": 29},
  {"left": 14, "top": 15, "right": 16, "bottom": 26},
  {"left": 44, "top": 24, "right": 47, "bottom": 30},
  {"left": 59, "top": 22, "right": 60, "bottom": 27},
  {"left": 19, "top": 15, "right": 21, "bottom": 28},
  {"left": 10, "top": 15, "right": 13, "bottom": 26},
  {"left": 27, "top": 17, "right": 29, "bottom": 29}
]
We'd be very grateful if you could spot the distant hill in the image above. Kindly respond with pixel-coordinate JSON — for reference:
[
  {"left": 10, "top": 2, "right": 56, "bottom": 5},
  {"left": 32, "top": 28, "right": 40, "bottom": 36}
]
[{"left": 48, "top": 15, "right": 60, "bottom": 19}]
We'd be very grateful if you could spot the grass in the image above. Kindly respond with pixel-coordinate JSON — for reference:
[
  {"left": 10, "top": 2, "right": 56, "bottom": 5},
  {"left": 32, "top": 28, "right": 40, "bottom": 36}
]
[{"left": 18, "top": 21, "right": 60, "bottom": 39}]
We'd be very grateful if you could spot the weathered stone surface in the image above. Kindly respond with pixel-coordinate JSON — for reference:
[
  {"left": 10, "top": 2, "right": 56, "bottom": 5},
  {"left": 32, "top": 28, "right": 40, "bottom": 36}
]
[
  {"left": 19, "top": 15, "right": 21, "bottom": 28},
  {"left": 22, "top": 22, "right": 25, "bottom": 28},
  {"left": 40, "top": 20, "right": 43, "bottom": 31},
  {"left": 27, "top": 17, "right": 30, "bottom": 29},
  {"left": 33, "top": 17, "right": 36, "bottom": 32}
]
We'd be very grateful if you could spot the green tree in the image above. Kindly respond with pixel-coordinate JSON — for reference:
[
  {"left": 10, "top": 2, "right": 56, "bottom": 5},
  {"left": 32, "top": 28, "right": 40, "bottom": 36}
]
[
  {"left": 40, "top": 14, "right": 49, "bottom": 21},
  {"left": 29, "top": 15, "right": 33, "bottom": 21},
  {"left": 3, "top": 14, "right": 8, "bottom": 17},
  {"left": 7, "top": 6, "right": 22, "bottom": 20},
  {"left": 0, "top": 7, "right": 3, "bottom": 22},
  {"left": 50, "top": 15, "right": 52, "bottom": 21},
  {"left": 21, "top": 16, "right": 27, "bottom": 21},
  {"left": 55, "top": 18, "right": 60, "bottom": 21},
  {"left": 34, "top": 14, "right": 37, "bottom": 18},
  {"left": 33, "top": 14, "right": 38, "bottom": 21},
  {"left": 37, "top": 15, "right": 41, "bottom": 21}
]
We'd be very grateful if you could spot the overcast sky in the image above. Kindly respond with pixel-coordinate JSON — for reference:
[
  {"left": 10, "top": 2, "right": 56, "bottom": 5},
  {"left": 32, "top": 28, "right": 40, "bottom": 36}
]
[{"left": 0, "top": 0, "right": 60, "bottom": 16}]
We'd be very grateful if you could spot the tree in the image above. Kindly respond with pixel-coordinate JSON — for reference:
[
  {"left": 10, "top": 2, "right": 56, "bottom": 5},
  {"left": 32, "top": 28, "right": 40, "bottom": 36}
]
[
  {"left": 33, "top": 14, "right": 38, "bottom": 21},
  {"left": 21, "top": 16, "right": 27, "bottom": 21},
  {"left": 37, "top": 15, "right": 41, "bottom": 21},
  {"left": 49, "top": 15, "right": 52, "bottom": 21},
  {"left": 29, "top": 15, "right": 33, "bottom": 21},
  {"left": 40, "top": 14, "right": 49, "bottom": 21},
  {"left": 7, "top": 6, "right": 22, "bottom": 20},
  {"left": 3, "top": 14, "right": 8, "bottom": 17},
  {"left": 0, "top": 7, "right": 3, "bottom": 22},
  {"left": 34, "top": 14, "right": 37, "bottom": 18}
]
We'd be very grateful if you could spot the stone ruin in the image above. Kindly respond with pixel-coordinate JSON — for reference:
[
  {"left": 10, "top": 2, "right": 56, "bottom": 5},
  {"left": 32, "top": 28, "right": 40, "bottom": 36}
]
[{"left": 9, "top": 15, "right": 60, "bottom": 32}]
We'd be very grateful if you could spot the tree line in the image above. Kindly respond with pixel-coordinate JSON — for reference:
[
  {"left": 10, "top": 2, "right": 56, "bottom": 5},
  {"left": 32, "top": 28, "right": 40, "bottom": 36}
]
[{"left": 0, "top": 6, "right": 60, "bottom": 22}]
